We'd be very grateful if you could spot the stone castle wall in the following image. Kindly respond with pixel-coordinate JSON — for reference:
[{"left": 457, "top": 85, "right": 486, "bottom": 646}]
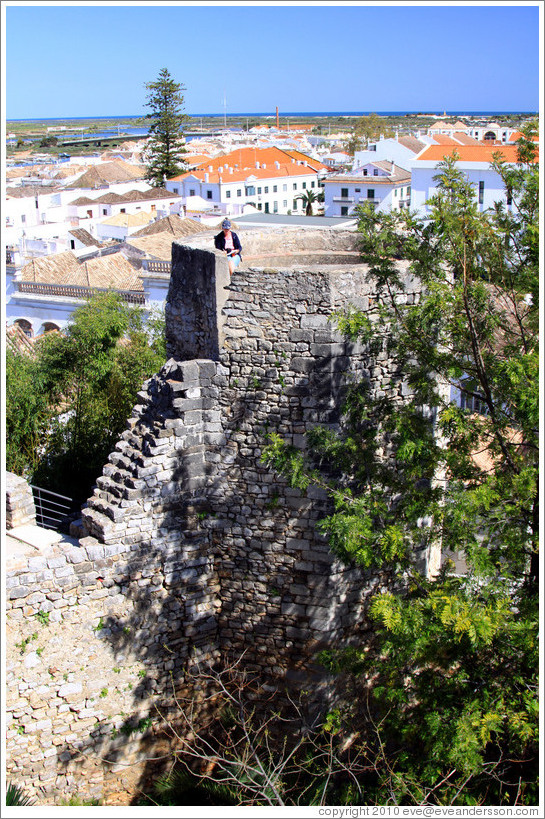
[
  {"left": 5, "top": 231, "right": 422, "bottom": 804},
  {"left": 6, "top": 472, "right": 36, "bottom": 529}
]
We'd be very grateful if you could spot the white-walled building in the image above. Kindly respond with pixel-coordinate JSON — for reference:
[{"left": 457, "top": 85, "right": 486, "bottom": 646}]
[
  {"left": 410, "top": 143, "right": 523, "bottom": 217},
  {"left": 6, "top": 251, "right": 145, "bottom": 338},
  {"left": 323, "top": 160, "right": 411, "bottom": 217},
  {"left": 96, "top": 211, "right": 155, "bottom": 242},
  {"left": 426, "top": 119, "right": 521, "bottom": 144},
  {"left": 353, "top": 135, "right": 428, "bottom": 172},
  {"left": 166, "top": 147, "right": 329, "bottom": 217}
]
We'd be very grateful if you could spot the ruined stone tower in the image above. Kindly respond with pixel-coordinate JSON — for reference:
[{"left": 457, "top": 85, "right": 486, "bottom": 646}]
[{"left": 6, "top": 228, "right": 420, "bottom": 804}]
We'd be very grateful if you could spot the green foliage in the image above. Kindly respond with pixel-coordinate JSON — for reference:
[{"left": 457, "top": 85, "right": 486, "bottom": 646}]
[
  {"left": 295, "top": 188, "right": 324, "bottom": 215},
  {"left": 39, "top": 135, "right": 58, "bottom": 147},
  {"left": 58, "top": 796, "right": 101, "bottom": 806},
  {"left": 262, "top": 128, "right": 539, "bottom": 805},
  {"left": 343, "top": 113, "right": 394, "bottom": 155},
  {"left": 6, "top": 783, "right": 34, "bottom": 806},
  {"left": 10, "top": 291, "right": 167, "bottom": 504},
  {"left": 15, "top": 632, "right": 38, "bottom": 655},
  {"left": 142, "top": 67, "right": 188, "bottom": 186},
  {"left": 5, "top": 344, "right": 52, "bottom": 476},
  {"left": 34, "top": 610, "right": 50, "bottom": 626},
  {"left": 142, "top": 768, "right": 241, "bottom": 807}
]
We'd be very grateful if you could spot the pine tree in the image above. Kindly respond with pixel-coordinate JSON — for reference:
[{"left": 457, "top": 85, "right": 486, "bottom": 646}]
[
  {"left": 143, "top": 67, "right": 188, "bottom": 187},
  {"left": 263, "top": 122, "right": 539, "bottom": 805}
]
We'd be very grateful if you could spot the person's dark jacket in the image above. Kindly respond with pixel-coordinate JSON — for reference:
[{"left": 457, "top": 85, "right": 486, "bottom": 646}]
[{"left": 214, "top": 230, "right": 242, "bottom": 258}]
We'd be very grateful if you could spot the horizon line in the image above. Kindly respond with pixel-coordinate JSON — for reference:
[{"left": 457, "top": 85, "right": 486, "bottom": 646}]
[{"left": 7, "top": 109, "right": 538, "bottom": 122}]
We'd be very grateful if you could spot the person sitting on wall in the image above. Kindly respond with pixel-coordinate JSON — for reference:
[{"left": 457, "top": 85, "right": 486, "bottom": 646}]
[{"left": 214, "top": 219, "right": 242, "bottom": 275}]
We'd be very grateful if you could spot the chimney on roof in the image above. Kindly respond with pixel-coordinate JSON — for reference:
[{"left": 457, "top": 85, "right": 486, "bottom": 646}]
[
  {"left": 219, "top": 166, "right": 223, "bottom": 173},
  {"left": 274, "top": 161, "right": 280, "bottom": 170},
  {"left": 255, "top": 161, "right": 260, "bottom": 168},
  {"left": 229, "top": 167, "right": 233, "bottom": 174},
  {"left": 204, "top": 173, "right": 209, "bottom": 183},
  {"left": 262, "top": 163, "right": 266, "bottom": 169},
  {"left": 208, "top": 165, "right": 213, "bottom": 172}
]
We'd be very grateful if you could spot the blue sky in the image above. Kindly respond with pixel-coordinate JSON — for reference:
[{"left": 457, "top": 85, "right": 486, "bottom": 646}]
[{"left": 3, "top": 2, "right": 541, "bottom": 119}]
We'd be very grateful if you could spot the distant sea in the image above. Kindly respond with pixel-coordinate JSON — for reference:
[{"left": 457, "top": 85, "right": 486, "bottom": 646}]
[{"left": 6, "top": 110, "right": 537, "bottom": 122}]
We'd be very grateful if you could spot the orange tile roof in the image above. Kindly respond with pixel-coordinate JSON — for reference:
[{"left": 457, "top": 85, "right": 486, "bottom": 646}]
[
  {"left": 283, "top": 149, "right": 328, "bottom": 171},
  {"left": 178, "top": 163, "right": 319, "bottom": 185},
  {"left": 506, "top": 130, "right": 539, "bottom": 144},
  {"left": 432, "top": 134, "right": 460, "bottom": 145},
  {"left": 183, "top": 153, "right": 213, "bottom": 165},
  {"left": 429, "top": 120, "right": 455, "bottom": 129},
  {"left": 169, "top": 146, "right": 328, "bottom": 182},
  {"left": 452, "top": 132, "right": 481, "bottom": 145},
  {"left": 416, "top": 144, "right": 527, "bottom": 163}
]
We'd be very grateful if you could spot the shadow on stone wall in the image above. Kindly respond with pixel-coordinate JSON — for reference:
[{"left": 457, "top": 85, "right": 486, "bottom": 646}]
[{"left": 6, "top": 251, "right": 419, "bottom": 805}]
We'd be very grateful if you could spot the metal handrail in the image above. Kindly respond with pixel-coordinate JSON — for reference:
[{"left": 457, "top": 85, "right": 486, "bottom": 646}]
[{"left": 30, "top": 484, "right": 74, "bottom": 530}]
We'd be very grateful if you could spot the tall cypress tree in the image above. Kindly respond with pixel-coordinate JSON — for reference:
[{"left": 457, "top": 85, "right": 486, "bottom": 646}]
[{"left": 143, "top": 67, "right": 188, "bottom": 187}]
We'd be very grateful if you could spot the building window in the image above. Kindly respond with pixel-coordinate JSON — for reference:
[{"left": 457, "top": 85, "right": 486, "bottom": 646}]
[
  {"left": 461, "top": 389, "right": 488, "bottom": 416},
  {"left": 206, "top": 191, "right": 213, "bottom": 200},
  {"left": 341, "top": 188, "right": 349, "bottom": 198},
  {"left": 354, "top": 188, "right": 360, "bottom": 193},
  {"left": 264, "top": 203, "right": 269, "bottom": 213},
  {"left": 173, "top": 187, "right": 179, "bottom": 194},
  {"left": 189, "top": 189, "right": 196, "bottom": 196},
  {"left": 237, "top": 189, "right": 242, "bottom": 197},
  {"left": 293, "top": 199, "right": 298, "bottom": 209},
  {"left": 478, "top": 181, "right": 484, "bottom": 204},
  {"left": 70, "top": 239, "right": 76, "bottom": 250},
  {"left": 283, "top": 200, "right": 287, "bottom": 208},
  {"left": 311, "top": 180, "right": 315, "bottom": 188},
  {"left": 293, "top": 183, "right": 297, "bottom": 190},
  {"left": 246, "top": 185, "right": 256, "bottom": 196},
  {"left": 373, "top": 169, "right": 378, "bottom": 176},
  {"left": 120, "top": 208, "right": 126, "bottom": 213},
  {"left": 367, "top": 189, "right": 375, "bottom": 199},
  {"left": 407, "top": 186, "right": 411, "bottom": 196},
  {"left": 363, "top": 169, "right": 368, "bottom": 175},
  {"left": 102, "top": 208, "right": 107, "bottom": 215},
  {"left": 264, "top": 186, "right": 269, "bottom": 194},
  {"left": 257, "top": 203, "right": 262, "bottom": 210},
  {"left": 21, "top": 214, "right": 26, "bottom": 223},
  {"left": 340, "top": 206, "right": 348, "bottom": 216},
  {"left": 273, "top": 201, "right": 278, "bottom": 213},
  {"left": 394, "top": 189, "right": 398, "bottom": 197},
  {"left": 257, "top": 187, "right": 262, "bottom": 194},
  {"left": 302, "top": 181, "right": 306, "bottom": 189},
  {"left": 226, "top": 190, "right": 231, "bottom": 198},
  {"left": 283, "top": 184, "right": 287, "bottom": 192}
]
